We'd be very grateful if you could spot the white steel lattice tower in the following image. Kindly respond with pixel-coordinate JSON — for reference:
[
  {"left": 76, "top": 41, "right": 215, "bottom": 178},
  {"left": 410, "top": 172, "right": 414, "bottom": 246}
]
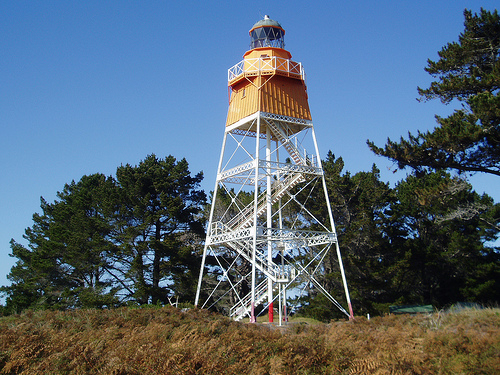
[{"left": 195, "top": 16, "right": 354, "bottom": 322}]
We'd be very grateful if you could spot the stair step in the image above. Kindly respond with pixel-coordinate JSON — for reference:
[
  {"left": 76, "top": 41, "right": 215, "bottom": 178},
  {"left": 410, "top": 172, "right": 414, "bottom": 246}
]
[
  {"left": 266, "top": 120, "right": 305, "bottom": 165},
  {"left": 226, "top": 172, "right": 305, "bottom": 230},
  {"left": 231, "top": 281, "right": 282, "bottom": 321}
]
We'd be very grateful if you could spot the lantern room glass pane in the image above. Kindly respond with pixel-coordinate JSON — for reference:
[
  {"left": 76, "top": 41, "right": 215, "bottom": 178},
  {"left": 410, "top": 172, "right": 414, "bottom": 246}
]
[{"left": 251, "top": 27, "right": 285, "bottom": 49}]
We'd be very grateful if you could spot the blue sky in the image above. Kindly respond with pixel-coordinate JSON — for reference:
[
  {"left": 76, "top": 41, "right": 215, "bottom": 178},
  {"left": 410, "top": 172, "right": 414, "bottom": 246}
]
[{"left": 1, "top": 1, "right": 498, "bottom": 297}]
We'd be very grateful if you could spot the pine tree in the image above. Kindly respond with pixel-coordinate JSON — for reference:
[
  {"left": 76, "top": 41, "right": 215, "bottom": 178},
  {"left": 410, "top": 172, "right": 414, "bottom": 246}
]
[
  {"left": 3, "top": 174, "right": 120, "bottom": 311},
  {"left": 368, "top": 9, "right": 500, "bottom": 177},
  {"left": 296, "top": 152, "right": 394, "bottom": 318},
  {"left": 113, "top": 154, "right": 206, "bottom": 305},
  {"left": 382, "top": 172, "right": 500, "bottom": 307},
  {"left": 2, "top": 155, "right": 206, "bottom": 312}
]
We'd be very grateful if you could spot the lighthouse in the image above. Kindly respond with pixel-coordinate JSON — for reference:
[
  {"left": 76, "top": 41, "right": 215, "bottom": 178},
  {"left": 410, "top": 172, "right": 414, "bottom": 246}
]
[{"left": 195, "top": 16, "right": 353, "bottom": 323}]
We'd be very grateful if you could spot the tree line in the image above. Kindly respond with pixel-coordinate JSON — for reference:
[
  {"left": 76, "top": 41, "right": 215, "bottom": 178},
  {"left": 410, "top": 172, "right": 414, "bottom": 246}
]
[
  {"left": 1, "top": 8, "right": 499, "bottom": 317},
  {"left": 2, "top": 155, "right": 207, "bottom": 312}
]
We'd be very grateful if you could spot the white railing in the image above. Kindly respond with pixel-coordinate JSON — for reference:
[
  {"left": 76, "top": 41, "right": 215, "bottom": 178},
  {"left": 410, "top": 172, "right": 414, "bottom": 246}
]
[
  {"left": 209, "top": 222, "right": 337, "bottom": 248},
  {"left": 261, "top": 228, "right": 337, "bottom": 247},
  {"left": 230, "top": 279, "right": 268, "bottom": 320},
  {"left": 218, "top": 160, "right": 256, "bottom": 181},
  {"left": 224, "top": 172, "right": 305, "bottom": 230},
  {"left": 258, "top": 160, "right": 321, "bottom": 175},
  {"left": 261, "top": 112, "right": 312, "bottom": 126},
  {"left": 228, "top": 56, "right": 305, "bottom": 82},
  {"left": 229, "top": 266, "right": 295, "bottom": 321}
]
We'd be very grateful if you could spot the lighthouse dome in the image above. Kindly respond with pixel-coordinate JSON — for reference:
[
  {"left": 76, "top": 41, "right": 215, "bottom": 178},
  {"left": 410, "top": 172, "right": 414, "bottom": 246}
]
[
  {"left": 251, "top": 15, "right": 283, "bottom": 30},
  {"left": 249, "top": 15, "right": 285, "bottom": 49}
]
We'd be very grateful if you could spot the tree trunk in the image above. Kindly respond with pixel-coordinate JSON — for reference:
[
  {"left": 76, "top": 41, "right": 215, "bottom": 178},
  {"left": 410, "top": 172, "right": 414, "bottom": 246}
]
[{"left": 152, "top": 221, "right": 162, "bottom": 304}]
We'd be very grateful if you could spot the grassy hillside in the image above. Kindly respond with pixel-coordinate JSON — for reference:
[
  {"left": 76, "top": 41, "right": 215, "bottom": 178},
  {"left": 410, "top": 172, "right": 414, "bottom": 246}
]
[{"left": 1, "top": 306, "right": 499, "bottom": 374}]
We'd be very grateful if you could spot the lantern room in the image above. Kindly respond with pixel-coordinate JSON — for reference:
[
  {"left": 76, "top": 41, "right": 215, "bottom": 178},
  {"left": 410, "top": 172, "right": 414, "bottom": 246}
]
[{"left": 249, "top": 15, "right": 285, "bottom": 49}]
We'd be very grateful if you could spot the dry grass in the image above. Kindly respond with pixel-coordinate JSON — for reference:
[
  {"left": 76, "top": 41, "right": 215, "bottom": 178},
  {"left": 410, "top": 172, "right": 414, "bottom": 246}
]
[{"left": 0, "top": 306, "right": 499, "bottom": 374}]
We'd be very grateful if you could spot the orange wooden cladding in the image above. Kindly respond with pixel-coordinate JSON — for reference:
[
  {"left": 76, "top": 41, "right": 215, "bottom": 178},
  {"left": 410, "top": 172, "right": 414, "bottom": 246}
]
[
  {"left": 226, "top": 67, "right": 311, "bottom": 126},
  {"left": 260, "top": 75, "right": 311, "bottom": 120},
  {"left": 226, "top": 79, "right": 258, "bottom": 125}
]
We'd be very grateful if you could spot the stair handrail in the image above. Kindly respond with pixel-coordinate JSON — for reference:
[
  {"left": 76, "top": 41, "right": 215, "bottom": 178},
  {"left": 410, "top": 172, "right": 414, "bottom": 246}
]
[{"left": 225, "top": 172, "right": 304, "bottom": 230}]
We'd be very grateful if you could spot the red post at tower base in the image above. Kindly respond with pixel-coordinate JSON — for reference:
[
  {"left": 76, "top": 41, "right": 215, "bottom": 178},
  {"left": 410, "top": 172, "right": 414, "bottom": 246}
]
[{"left": 268, "top": 302, "right": 274, "bottom": 323}]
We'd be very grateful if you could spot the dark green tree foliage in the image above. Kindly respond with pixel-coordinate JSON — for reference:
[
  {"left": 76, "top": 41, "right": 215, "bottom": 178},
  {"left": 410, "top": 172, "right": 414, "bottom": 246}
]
[
  {"left": 1, "top": 155, "right": 206, "bottom": 312},
  {"left": 382, "top": 172, "right": 500, "bottom": 307},
  {"left": 198, "top": 188, "right": 254, "bottom": 312},
  {"left": 297, "top": 154, "right": 499, "bottom": 320},
  {"left": 4, "top": 174, "right": 119, "bottom": 312},
  {"left": 113, "top": 154, "right": 206, "bottom": 305},
  {"left": 297, "top": 152, "right": 394, "bottom": 318},
  {"left": 368, "top": 9, "right": 500, "bottom": 176}
]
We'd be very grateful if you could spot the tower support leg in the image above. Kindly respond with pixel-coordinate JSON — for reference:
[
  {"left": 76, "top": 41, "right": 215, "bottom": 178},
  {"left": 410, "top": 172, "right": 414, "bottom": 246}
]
[
  {"left": 266, "top": 125, "right": 273, "bottom": 323},
  {"left": 312, "top": 127, "right": 354, "bottom": 319},
  {"left": 250, "top": 115, "right": 262, "bottom": 323}
]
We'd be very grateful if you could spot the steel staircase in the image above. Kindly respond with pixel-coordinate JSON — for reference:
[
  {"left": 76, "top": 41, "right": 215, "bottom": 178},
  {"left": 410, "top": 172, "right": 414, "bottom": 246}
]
[
  {"left": 266, "top": 119, "right": 305, "bottom": 165},
  {"left": 230, "top": 279, "right": 281, "bottom": 321},
  {"left": 223, "top": 238, "right": 280, "bottom": 282},
  {"left": 222, "top": 119, "right": 311, "bottom": 231},
  {"left": 225, "top": 172, "right": 305, "bottom": 230}
]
